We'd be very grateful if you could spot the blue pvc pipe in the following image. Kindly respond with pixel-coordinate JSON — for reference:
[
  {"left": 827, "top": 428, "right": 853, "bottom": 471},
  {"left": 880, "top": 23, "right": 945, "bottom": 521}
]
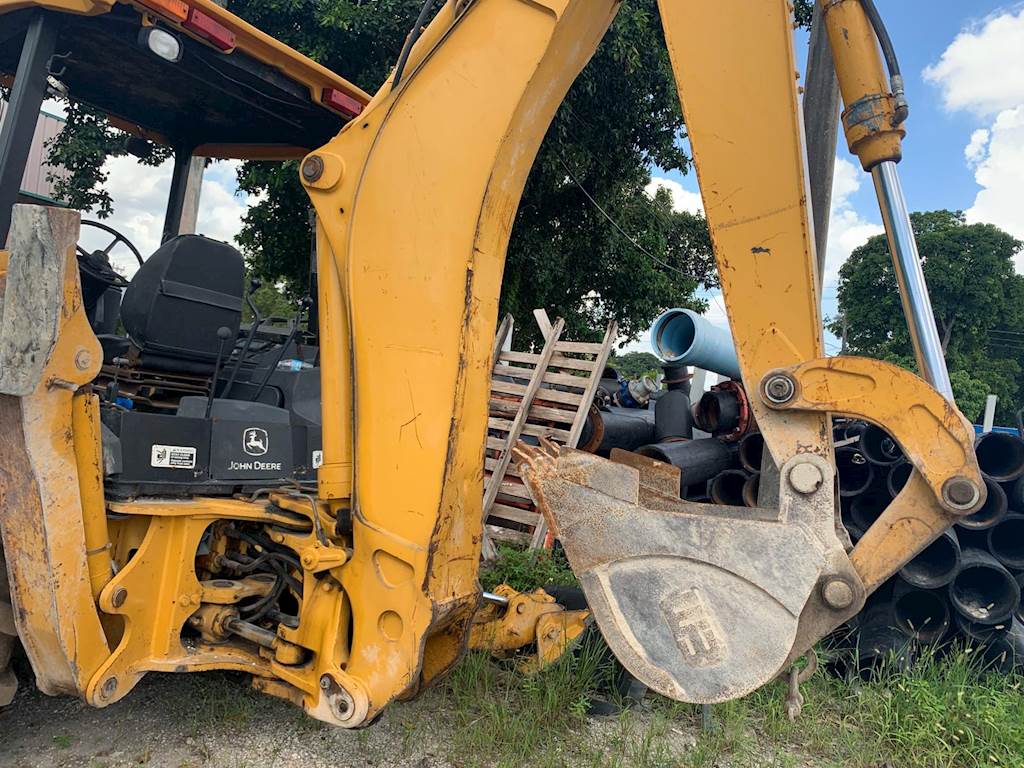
[{"left": 650, "top": 308, "right": 741, "bottom": 380}]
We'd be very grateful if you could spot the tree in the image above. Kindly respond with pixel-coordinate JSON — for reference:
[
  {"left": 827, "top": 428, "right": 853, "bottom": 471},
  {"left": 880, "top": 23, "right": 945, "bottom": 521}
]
[
  {"left": 233, "top": 0, "right": 718, "bottom": 345},
  {"left": 44, "top": 0, "right": 813, "bottom": 344},
  {"left": 830, "top": 211, "right": 1024, "bottom": 422},
  {"left": 609, "top": 351, "right": 662, "bottom": 380}
]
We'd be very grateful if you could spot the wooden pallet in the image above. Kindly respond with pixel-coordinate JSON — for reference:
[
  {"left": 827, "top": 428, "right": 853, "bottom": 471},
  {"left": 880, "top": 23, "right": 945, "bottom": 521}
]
[{"left": 481, "top": 310, "right": 617, "bottom": 557}]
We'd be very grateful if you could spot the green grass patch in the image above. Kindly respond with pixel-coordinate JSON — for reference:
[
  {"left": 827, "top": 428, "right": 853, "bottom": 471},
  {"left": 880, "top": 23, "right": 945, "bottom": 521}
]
[
  {"left": 480, "top": 544, "right": 577, "bottom": 592},
  {"left": 438, "top": 635, "right": 1024, "bottom": 768}
]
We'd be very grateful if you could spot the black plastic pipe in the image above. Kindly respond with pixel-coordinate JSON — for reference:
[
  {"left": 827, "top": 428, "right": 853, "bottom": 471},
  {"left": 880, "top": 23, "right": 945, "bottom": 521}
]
[
  {"left": 738, "top": 432, "right": 764, "bottom": 474},
  {"left": 582, "top": 407, "right": 656, "bottom": 456},
  {"left": 948, "top": 548, "right": 1020, "bottom": 626},
  {"left": 987, "top": 513, "right": 1024, "bottom": 571},
  {"left": 636, "top": 438, "right": 734, "bottom": 490},
  {"left": 708, "top": 469, "right": 749, "bottom": 507},
  {"left": 849, "top": 491, "right": 889, "bottom": 532},
  {"left": 856, "top": 604, "right": 915, "bottom": 680},
  {"left": 955, "top": 476, "right": 1007, "bottom": 532},
  {"left": 891, "top": 578, "right": 950, "bottom": 644},
  {"left": 836, "top": 446, "right": 874, "bottom": 497},
  {"left": 899, "top": 529, "right": 961, "bottom": 590},
  {"left": 978, "top": 619, "right": 1024, "bottom": 674},
  {"left": 654, "top": 390, "right": 693, "bottom": 442},
  {"left": 886, "top": 462, "right": 913, "bottom": 498},
  {"left": 742, "top": 472, "right": 760, "bottom": 508},
  {"left": 975, "top": 432, "right": 1024, "bottom": 483},
  {"left": 859, "top": 424, "right": 904, "bottom": 466}
]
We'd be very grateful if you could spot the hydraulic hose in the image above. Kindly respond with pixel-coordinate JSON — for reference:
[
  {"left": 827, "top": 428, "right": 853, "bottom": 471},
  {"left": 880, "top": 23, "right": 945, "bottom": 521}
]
[
  {"left": 392, "top": 0, "right": 439, "bottom": 90},
  {"left": 858, "top": 0, "right": 909, "bottom": 123}
]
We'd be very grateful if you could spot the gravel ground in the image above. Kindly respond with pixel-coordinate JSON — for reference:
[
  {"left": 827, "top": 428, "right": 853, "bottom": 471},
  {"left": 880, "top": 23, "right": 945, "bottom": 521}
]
[
  {"left": 0, "top": 664, "right": 718, "bottom": 768},
  {"left": 0, "top": 665, "right": 456, "bottom": 768}
]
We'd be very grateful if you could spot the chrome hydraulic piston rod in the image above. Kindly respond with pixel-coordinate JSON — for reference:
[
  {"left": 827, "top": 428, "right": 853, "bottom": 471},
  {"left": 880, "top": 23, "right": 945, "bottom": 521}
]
[{"left": 871, "top": 161, "right": 953, "bottom": 398}]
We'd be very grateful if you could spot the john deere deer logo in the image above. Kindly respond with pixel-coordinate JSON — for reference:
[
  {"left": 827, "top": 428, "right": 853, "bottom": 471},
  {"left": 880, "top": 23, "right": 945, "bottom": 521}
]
[{"left": 243, "top": 427, "right": 269, "bottom": 457}]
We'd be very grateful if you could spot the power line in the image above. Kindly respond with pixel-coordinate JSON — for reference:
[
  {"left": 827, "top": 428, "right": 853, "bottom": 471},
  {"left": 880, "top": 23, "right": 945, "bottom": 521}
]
[{"left": 558, "top": 156, "right": 690, "bottom": 280}]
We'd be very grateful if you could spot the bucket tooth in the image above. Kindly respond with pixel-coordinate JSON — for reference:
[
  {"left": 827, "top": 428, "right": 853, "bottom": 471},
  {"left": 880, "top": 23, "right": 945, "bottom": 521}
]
[{"left": 518, "top": 445, "right": 824, "bottom": 703}]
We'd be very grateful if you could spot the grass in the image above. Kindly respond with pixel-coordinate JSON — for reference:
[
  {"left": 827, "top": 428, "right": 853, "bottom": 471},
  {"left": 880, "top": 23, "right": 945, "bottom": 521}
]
[
  {"left": 439, "top": 643, "right": 1024, "bottom": 767},
  {"left": 480, "top": 544, "right": 577, "bottom": 592},
  {"left": 444, "top": 547, "right": 1024, "bottom": 768}
]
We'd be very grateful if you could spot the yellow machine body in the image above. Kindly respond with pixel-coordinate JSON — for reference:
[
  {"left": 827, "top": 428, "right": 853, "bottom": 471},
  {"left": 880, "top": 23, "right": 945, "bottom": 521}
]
[{"left": 0, "top": 0, "right": 983, "bottom": 726}]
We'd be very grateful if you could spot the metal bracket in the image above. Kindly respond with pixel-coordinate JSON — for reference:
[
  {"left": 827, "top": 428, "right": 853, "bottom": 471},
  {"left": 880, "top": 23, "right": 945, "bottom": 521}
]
[{"left": 761, "top": 356, "right": 984, "bottom": 515}]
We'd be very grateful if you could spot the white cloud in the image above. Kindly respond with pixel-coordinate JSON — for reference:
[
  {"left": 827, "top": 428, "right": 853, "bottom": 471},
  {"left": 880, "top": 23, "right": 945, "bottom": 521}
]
[
  {"left": 77, "top": 156, "right": 250, "bottom": 279},
  {"left": 965, "top": 128, "right": 990, "bottom": 165},
  {"left": 645, "top": 176, "right": 704, "bottom": 215},
  {"left": 822, "top": 158, "right": 884, "bottom": 289},
  {"left": 922, "top": 7, "right": 1024, "bottom": 117},
  {"left": 964, "top": 106, "right": 1024, "bottom": 246},
  {"left": 925, "top": 8, "right": 1024, "bottom": 252}
]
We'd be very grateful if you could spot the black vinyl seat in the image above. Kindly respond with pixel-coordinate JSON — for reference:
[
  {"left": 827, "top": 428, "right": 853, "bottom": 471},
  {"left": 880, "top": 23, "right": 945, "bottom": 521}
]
[{"left": 118, "top": 235, "right": 244, "bottom": 374}]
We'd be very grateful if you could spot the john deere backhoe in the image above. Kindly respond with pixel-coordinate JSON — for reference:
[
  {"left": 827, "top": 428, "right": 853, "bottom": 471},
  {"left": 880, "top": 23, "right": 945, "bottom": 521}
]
[{"left": 0, "top": 0, "right": 985, "bottom": 728}]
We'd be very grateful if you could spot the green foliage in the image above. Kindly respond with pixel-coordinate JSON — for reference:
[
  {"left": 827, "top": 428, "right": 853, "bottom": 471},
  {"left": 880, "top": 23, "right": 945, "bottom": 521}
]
[
  {"left": 245, "top": 279, "right": 299, "bottom": 321},
  {"left": 479, "top": 545, "right": 577, "bottom": 592},
  {"left": 950, "top": 369, "right": 993, "bottom": 423},
  {"left": 609, "top": 350, "right": 661, "bottom": 380},
  {"left": 44, "top": 100, "right": 169, "bottom": 217},
  {"left": 230, "top": 0, "right": 718, "bottom": 342},
  {"left": 831, "top": 211, "right": 1024, "bottom": 422}
]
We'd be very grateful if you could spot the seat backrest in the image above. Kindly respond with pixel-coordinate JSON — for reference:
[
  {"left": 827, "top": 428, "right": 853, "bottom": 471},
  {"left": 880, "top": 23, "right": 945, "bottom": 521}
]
[{"left": 120, "top": 235, "right": 244, "bottom": 363}]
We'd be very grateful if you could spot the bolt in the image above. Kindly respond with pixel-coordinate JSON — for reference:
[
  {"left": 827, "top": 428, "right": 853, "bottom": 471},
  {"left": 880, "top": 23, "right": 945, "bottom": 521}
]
[
  {"left": 74, "top": 348, "right": 92, "bottom": 371},
  {"left": 101, "top": 677, "right": 118, "bottom": 699},
  {"left": 111, "top": 587, "right": 128, "bottom": 608},
  {"left": 271, "top": 533, "right": 285, "bottom": 544},
  {"left": 788, "top": 462, "right": 823, "bottom": 495},
  {"left": 763, "top": 374, "right": 796, "bottom": 404},
  {"left": 942, "top": 476, "right": 981, "bottom": 511},
  {"left": 320, "top": 675, "right": 332, "bottom": 690},
  {"left": 821, "top": 578, "right": 855, "bottom": 610},
  {"left": 302, "top": 155, "right": 325, "bottom": 183}
]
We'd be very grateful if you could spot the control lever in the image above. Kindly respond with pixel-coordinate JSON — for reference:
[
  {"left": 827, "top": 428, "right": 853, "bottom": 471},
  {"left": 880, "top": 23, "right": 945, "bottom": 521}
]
[
  {"left": 205, "top": 326, "right": 234, "bottom": 419},
  {"left": 224, "top": 278, "right": 265, "bottom": 394},
  {"left": 251, "top": 296, "right": 312, "bottom": 403}
]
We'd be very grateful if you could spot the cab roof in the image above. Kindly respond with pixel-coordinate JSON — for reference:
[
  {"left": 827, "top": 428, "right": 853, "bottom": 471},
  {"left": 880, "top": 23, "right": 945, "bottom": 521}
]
[{"left": 0, "top": 0, "right": 371, "bottom": 159}]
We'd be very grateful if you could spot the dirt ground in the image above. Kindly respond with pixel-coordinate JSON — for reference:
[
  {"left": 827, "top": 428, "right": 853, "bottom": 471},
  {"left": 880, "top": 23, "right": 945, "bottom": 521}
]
[{"left": 0, "top": 666, "right": 709, "bottom": 768}]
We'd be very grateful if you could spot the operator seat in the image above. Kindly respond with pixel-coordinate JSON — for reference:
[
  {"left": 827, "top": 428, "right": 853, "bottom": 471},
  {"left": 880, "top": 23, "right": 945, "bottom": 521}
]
[{"left": 117, "top": 235, "right": 245, "bottom": 374}]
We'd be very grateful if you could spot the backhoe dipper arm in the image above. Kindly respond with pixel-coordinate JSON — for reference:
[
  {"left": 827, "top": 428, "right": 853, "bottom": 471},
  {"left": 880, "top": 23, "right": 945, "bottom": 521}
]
[{"left": 297, "top": 0, "right": 982, "bottom": 721}]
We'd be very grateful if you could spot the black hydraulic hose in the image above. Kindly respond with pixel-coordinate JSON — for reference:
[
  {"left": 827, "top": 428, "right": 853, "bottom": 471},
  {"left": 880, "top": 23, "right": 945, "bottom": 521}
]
[
  {"left": 859, "top": 0, "right": 909, "bottom": 123},
  {"left": 392, "top": 0, "right": 439, "bottom": 91}
]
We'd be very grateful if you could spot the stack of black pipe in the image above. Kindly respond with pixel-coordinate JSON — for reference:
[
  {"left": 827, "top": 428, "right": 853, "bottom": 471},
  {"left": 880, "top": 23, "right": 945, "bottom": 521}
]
[
  {"left": 824, "top": 424, "right": 1024, "bottom": 676},
  {"left": 592, "top": 379, "right": 1024, "bottom": 675}
]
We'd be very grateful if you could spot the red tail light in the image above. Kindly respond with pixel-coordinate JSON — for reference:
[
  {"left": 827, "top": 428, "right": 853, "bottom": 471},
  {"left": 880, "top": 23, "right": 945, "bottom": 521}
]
[
  {"left": 184, "top": 8, "right": 235, "bottom": 51},
  {"left": 323, "top": 88, "right": 363, "bottom": 119}
]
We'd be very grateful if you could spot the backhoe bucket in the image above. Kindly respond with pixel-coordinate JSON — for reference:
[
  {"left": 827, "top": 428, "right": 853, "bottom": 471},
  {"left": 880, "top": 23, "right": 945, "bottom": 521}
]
[{"left": 518, "top": 443, "right": 827, "bottom": 703}]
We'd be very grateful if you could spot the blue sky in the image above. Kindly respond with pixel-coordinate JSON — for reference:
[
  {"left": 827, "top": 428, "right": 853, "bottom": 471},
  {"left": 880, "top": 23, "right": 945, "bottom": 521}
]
[{"left": 644, "top": 1, "right": 1024, "bottom": 355}]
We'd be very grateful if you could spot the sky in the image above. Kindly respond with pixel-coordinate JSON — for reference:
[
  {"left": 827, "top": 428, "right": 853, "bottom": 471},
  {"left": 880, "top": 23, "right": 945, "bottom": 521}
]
[{"left": 71, "top": 1, "right": 1024, "bottom": 359}]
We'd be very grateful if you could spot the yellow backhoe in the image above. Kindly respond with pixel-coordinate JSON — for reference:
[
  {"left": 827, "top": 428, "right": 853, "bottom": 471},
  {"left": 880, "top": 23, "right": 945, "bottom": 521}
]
[{"left": 0, "top": 0, "right": 984, "bottom": 728}]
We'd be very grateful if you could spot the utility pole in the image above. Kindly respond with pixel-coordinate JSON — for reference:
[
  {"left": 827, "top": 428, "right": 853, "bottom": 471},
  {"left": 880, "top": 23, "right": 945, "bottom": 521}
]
[{"left": 803, "top": 1, "right": 842, "bottom": 291}]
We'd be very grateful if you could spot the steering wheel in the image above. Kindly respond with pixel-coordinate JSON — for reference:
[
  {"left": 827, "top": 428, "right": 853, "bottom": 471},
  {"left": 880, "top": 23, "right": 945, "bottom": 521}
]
[{"left": 76, "top": 220, "right": 145, "bottom": 289}]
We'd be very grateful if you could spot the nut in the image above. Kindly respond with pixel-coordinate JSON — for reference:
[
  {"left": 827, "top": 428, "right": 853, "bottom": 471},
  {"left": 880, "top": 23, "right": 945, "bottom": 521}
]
[
  {"left": 320, "top": 675, "right": 332, "bottom": 690},
  {"left": 100, "top": 676, "right": 118, "bottom": 699},
  {"left": 942, "top": 476, "right": 981, "bottom": 511},
  {"left": 821, "top": 578, "right": 855, "bottom": 610},
  {"left": 788, "top": 462, "right": 823, "bottom": 495},
  {"left": 74, "top": 348, "right": 92, "bottom": 371},
  {"left": 301, "top": 155, "right": 325, "bottom": 183},
  {"left": 763, "top": 374, "right": 796, "bottom": 404}
]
